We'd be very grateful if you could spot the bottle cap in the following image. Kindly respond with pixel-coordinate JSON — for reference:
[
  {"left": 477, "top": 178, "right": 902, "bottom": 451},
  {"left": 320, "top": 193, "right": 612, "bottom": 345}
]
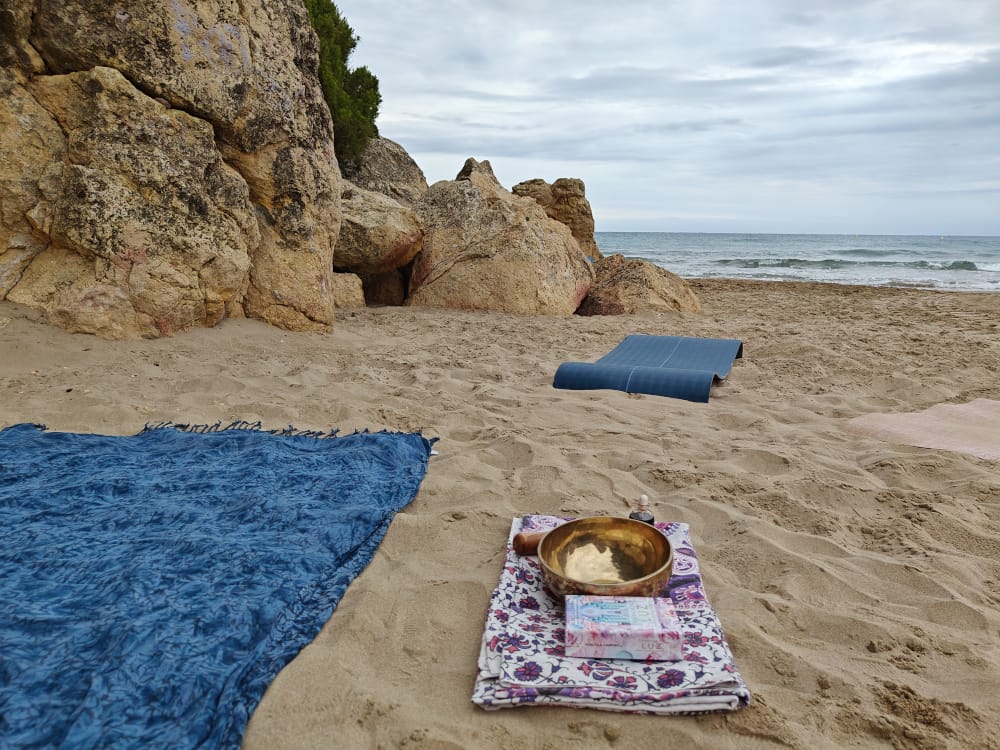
[{"left": 638, "top": 494, "right": 649, "bottom": 511}]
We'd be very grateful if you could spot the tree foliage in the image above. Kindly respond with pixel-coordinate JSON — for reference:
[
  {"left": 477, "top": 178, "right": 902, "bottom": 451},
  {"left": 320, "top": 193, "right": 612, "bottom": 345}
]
[{"left": 305, "top": 0, "right": 381, "bottom": 168}]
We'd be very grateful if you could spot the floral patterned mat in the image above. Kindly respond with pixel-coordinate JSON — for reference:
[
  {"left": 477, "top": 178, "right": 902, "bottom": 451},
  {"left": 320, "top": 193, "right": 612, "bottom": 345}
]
[{"left": 472, "top": 515, "right": 751, "bottom": 714}]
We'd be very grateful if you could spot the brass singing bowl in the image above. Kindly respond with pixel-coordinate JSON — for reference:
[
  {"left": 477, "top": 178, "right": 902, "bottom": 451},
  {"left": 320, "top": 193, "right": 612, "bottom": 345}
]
[{"left": 537, "top": 516, "right": 673, "bottom": 598}]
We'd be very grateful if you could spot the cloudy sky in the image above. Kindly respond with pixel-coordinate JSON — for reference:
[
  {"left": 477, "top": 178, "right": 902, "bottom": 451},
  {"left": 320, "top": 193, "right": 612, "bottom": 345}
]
[{"left": 334, "top": 1, "right": 1000, "bottom": 235}]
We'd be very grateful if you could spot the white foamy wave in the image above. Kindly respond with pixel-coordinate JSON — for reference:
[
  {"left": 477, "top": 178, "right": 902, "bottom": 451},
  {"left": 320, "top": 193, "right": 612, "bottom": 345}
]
[{"left": 595, "top": 232, "right": 1000, "bottom": 292}]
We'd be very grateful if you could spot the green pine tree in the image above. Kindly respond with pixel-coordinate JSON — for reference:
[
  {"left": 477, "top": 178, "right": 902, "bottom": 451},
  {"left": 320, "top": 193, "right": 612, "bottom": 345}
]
[{"left": 305, "top": 0, "right": 381, "bottom": 168}]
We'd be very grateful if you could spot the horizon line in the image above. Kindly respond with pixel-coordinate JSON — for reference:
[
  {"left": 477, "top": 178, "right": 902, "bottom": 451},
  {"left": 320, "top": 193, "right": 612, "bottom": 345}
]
[{"left": 593, "top": 230, "right": 1000, "bottom": 238}]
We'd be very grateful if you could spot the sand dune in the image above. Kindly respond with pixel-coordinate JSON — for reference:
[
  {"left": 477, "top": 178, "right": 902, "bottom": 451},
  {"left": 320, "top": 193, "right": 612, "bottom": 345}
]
[{"left": 2, "top": 279, "right": 998, "bottom": 749}]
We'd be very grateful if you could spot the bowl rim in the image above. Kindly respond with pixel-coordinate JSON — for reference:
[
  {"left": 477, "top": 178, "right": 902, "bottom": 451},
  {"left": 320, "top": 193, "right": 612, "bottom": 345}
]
[{"left": 536, "top": 516, "right": 674, "bottom": 590}]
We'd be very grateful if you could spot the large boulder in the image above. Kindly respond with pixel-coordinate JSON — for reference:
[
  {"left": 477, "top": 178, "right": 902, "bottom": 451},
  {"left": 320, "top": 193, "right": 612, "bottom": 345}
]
[
  {"left": 336, "top": 184, "right": 423, "bottom": 274},
  {"left": 0, "top": 69, "right": 62, "bottom": 299},
  {"left": 331, "top": 272, "right": 365, "bottom": 309},
  {"left": 577, "top": 253, "right": 701, "bottom": 316},
  {"left": 512, "top": 177, "right": 602, "bottom": 260},
  {"left": 5, "top": 67, "right": 257, "bottom": 337},
  {"left": 341, "top": 136, "right": 428, "bottom": 208},
  {"left": 0, "top": 0, "right": 340, "bottom": 337},
  {"left": 407, "top": 159, "right": 594, "bottom": 315}
]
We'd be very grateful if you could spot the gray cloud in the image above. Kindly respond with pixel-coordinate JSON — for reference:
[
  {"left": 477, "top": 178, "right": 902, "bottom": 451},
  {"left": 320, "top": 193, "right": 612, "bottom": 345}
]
[{"left": 335, "top": 0, "right": 1000, "bottom": 234}]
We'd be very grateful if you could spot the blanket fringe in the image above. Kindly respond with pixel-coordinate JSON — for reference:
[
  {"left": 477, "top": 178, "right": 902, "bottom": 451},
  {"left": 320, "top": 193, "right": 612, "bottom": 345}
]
[
  {"left": 141, "top": 420, "right": 342, "bottom": 439},
  {"left": 141, "top": 421, "right": 439, "bottom": 448}
]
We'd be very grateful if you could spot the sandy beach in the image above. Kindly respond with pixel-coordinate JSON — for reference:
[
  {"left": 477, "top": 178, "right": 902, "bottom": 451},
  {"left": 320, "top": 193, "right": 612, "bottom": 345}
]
[{"left": 2, "top": 279, "right": 998, "bottom": 750}]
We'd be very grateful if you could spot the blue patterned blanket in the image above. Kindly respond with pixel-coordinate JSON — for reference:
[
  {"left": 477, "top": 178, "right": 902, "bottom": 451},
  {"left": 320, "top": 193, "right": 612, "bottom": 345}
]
[{"left": 0, "top": 422, "right": 434, "bottom": 749}]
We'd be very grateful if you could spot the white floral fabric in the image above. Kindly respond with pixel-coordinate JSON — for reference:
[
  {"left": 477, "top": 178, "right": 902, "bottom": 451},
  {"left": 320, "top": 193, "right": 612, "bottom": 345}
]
[{"left": 472, "top": 515, "right": 751, "bottom": 714}]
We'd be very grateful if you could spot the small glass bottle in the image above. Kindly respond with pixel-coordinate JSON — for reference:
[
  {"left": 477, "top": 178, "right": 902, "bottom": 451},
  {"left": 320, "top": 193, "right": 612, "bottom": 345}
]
[{"left": 629, "top": 494, "right": 655, "bottom": 525}]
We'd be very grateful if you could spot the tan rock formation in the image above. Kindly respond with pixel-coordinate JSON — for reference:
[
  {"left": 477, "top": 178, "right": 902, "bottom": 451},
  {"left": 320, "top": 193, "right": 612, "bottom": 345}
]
[
  {"left": 512, "top": 177, "right": 602, "bottom": 260},
  {"left": 222, "top": 140, "right": 339, "bottom": 333},
  {"left": 0, "top": 69, "right": 63, "bottom": 298},
  {"left": 341, "top": 136, "right": 428, "bottom": 208},
  {"left": 337, "top": 184, "right": 423, "bottom": 274},
  {"left": 1, "top": 0, "right": 340, "bottom": 337},
  {"left": 0, "top": 3, "right": 44, "bottom": 73},
  {"left": 576, "top": 253, "right": 701, "bottom": 316},
  {"left": 331, "top": 272, "right": 365, "bottom": 308},
  {"left": 6, "top": 67, "right": 257, "bottom": 338},
  {"left": 408, "top": 159, "right": 594, "bottom": 315}
]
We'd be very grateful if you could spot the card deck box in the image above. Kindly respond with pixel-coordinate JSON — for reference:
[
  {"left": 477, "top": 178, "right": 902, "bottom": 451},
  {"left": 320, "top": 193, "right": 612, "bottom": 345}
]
[{"left": 564, "top": 595, "right": 683, "bottom": 661}]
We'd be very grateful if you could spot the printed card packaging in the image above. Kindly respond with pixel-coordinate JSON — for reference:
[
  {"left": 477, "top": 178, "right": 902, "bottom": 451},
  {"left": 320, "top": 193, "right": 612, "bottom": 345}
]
[{"left": 564, "top": 595, "right": 683, "bottom": 661}]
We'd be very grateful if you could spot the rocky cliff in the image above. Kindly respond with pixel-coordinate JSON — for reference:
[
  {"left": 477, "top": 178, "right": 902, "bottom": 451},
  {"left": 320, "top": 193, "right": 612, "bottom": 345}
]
[
  {"left": 407, "top": 159, "right": 594, "bottom": 315},
  {"left": 1, "top": 3, "right": 697, "bottom": 335},
  {"left": 0, "top": 0, "right": 341, "bottom": 337},
  {"left": 512, "top": 177, "right": 602, "bottom": 261}
]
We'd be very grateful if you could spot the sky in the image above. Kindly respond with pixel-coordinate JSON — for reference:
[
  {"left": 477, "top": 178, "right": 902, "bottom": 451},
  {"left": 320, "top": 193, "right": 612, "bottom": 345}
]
[{"left": 333, "top": 1, "right": 1000, "bottom": 235}]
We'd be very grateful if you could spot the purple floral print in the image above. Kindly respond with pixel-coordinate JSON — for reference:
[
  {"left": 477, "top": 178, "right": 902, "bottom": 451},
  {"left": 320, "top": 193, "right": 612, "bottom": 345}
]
[{"left": 471, "top": 516, "right": 751, "bottom": 714}]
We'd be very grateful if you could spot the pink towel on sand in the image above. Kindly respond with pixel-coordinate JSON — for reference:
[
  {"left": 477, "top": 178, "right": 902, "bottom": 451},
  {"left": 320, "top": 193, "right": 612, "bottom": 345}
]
[{"left": 845, "top": 399, "right": 1000, "bottom": 461}]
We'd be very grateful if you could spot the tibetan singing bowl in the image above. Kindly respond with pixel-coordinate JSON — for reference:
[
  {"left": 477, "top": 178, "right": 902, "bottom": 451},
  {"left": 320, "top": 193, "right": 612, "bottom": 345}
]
[{"left": 536, "top": 517, "right": 673, "bottom": 598}]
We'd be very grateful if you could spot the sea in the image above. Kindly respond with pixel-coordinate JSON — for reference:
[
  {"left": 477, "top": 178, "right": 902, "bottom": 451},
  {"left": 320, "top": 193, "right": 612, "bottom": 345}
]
[{"left": 593, "top": 233, "right": 1000, "bottom": 293}]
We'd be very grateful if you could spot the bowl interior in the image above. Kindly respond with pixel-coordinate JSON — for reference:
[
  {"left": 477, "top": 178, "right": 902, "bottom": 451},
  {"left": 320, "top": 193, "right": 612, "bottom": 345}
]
[{"left": 538, "top": 517, "right": 672, "bottom": 587}]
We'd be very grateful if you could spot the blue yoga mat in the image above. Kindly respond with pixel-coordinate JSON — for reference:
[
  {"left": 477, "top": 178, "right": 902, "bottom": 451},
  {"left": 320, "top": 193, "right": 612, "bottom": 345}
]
[
  {"left": 0, "top": 422, "right": 435, "bottom": 750},
  {"left": 553, "top": 334, "right": 744, "bottom": 403}
]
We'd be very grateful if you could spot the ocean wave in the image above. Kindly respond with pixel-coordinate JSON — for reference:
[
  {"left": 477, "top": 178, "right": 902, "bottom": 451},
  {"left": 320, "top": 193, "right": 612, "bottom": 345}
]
[
  {"left": 713, "top": 258, "right": 983, "bottom": 272},
  {"left": 594, "top": 232, "right": 1000, "bottom": 292},
  {"left": 840, "top": 248, "right": 884, "bottom": 257}
]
